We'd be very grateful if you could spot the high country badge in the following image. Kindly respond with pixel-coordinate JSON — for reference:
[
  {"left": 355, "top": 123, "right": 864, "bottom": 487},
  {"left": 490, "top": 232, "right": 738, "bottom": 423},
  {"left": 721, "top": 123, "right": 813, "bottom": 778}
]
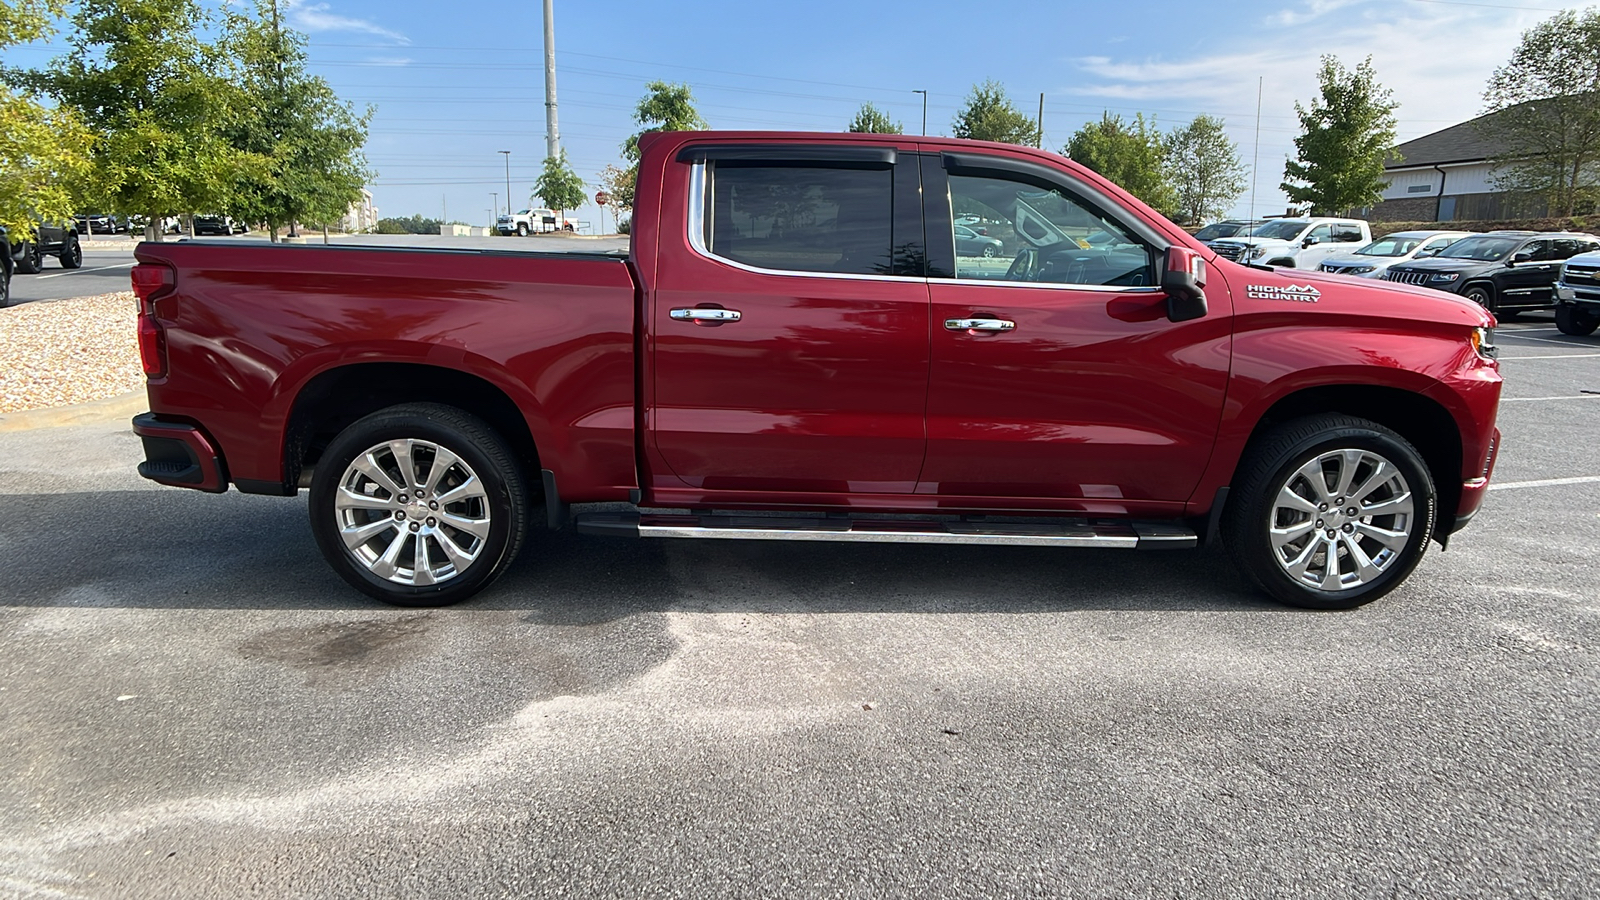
[{"left": 1248, "top": 284, "right": 1322, "bottom": 303}]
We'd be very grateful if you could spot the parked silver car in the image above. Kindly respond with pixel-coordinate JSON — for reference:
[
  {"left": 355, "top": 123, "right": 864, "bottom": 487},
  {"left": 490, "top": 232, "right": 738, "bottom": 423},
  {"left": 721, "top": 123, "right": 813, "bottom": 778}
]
[{"left": 1319, "top": 230, "right": 1473, "bottom": 278}]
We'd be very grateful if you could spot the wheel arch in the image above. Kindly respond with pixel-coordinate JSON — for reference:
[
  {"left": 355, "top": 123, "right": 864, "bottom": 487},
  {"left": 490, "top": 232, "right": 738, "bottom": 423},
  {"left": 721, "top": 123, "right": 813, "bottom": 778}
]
[
  {"left": 283, "top": 362, "right": 541, "bottom": 495},
  {"left": 1237, "top": 384, "right": 1462, "bottom": 540}
]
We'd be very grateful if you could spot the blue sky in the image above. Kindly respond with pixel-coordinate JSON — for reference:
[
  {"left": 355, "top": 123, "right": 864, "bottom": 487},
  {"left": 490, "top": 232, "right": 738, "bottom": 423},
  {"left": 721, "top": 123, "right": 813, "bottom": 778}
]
[{"left": 9, "top": 0, "right": 1589, "bottom": 227}]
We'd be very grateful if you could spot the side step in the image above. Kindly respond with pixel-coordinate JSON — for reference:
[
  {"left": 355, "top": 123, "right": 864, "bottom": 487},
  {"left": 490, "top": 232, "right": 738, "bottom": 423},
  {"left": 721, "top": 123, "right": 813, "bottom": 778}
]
[{"left": 574, "top": 512, "right": 1195, "bottom": 550}]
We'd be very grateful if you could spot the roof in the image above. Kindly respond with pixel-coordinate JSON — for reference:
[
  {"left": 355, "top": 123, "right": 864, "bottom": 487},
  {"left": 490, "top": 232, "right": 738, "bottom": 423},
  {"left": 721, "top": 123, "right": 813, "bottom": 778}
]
[{"left": 1386, "top": 108, "right": 1508, "bottom": 169}]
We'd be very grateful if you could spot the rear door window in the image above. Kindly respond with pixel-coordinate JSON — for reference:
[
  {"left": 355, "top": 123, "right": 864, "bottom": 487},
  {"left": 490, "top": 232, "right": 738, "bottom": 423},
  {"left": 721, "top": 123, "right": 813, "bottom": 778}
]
[{"left": 705, "top": 163, "right": 893, "bottom": 276}]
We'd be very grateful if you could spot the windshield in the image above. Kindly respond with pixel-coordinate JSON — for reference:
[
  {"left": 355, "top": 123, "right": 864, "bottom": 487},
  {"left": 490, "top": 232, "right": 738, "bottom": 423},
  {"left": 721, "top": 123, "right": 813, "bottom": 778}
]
[
  {"left": 1248, "top": 220, "right": 1310, "bottom": 241},
  {"left": 1437, "top": 236, "right": 1519, "bottom": 261},
  {"left": 1193, "top": 222, "right": 1243, "bottom": 241},
  {"left": 516, "top": 209, "right": 531, "bottom": 215},
  {"left": 1356, "top": 236, "right": 1424, "bottom": 257}
]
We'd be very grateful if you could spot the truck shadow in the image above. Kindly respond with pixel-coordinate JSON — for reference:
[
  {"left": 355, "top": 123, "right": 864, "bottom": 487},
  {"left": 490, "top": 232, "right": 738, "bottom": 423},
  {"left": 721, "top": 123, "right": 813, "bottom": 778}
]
[{"left": 0, "top": 490, "right": 1273, "bottom": 615}]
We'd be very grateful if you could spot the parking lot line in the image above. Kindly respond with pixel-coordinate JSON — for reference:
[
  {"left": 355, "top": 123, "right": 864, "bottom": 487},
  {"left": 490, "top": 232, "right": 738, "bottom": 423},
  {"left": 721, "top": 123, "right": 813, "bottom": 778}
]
[
  {"left": 1496, "top": 333, "right": 1597, "bottom": 347},
  {"left": 1488, "top": 475, "right": 1600, "bottom": 491},
  {"left": 1500, "top": 395, "right": 1600, "bottom": 402},
  {"left": 1498, "top": 353, "right": 1600, "bottom": 360},
  {"left": 33, "top": 262, "right": 136, "bottom": 280}
]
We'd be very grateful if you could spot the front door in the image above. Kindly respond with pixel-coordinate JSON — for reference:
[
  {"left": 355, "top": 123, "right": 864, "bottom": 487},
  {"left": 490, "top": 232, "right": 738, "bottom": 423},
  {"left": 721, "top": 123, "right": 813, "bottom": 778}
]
[
  {"left": 917, "top": 155, "right": 1232, "bottom": 508},
  {"left": 649, "top": 148, "right": 931, "bottom": 496}
]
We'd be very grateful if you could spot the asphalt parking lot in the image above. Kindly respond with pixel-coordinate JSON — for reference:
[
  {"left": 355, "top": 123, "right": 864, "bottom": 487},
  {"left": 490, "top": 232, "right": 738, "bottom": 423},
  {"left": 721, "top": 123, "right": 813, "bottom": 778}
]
[{"left": 1, "top": 319, "right": 1597, "bottom": 898}]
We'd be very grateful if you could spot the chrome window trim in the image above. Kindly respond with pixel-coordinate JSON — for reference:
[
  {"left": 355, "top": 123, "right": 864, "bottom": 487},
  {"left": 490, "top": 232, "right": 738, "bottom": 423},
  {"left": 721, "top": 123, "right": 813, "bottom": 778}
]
[{"left": 685, "top": 160, "right": 925, "bottom": 285}]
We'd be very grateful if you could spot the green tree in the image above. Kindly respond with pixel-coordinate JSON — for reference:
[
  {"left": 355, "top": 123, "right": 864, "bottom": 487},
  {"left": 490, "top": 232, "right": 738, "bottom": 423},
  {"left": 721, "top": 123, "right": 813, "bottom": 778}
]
[
  {"left": 1066, "top": 112, "right": 1177, "bottom": 216},
  {"left": 951, "top": 81, "right": 1039, "bottom": 145},
  {"left": 220, "top": 0, "right": 371, "bottom": 241},
  {"left": 1281, "top": 55, "right": 1399, "bottom": 215},
  {"left": 848, "top": 102, "right": 902, "bottom": 134},
  {"left": 598, "top": 163, "right": 636, "bottom": 214},
  {"left": 0, "top": 0, "right": 93, "bottom": 241},
  {"left": 534, "top": 150, "right": 587, "bottom": 217},
  {"left": 26, "top": 0, "right": 248, "bottom": 240},
  {"left": 373, "top": 214, "right": 444, "bottom": 235},
  {"left": 1165, "top": 114, "right": 1248, "bottom": 225},
  {"left": 622, "top": 81, "right": 708, "bottom": 164},
  {"left": 1480, "top": 9, "right": 1600, "bottom": 217}
]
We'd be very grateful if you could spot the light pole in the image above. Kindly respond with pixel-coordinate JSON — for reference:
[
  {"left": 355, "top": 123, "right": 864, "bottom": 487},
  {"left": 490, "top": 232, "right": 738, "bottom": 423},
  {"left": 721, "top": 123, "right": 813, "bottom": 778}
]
[
  {"left": 912, "top": 90, "right": 927, "bottom": 135},
  {"left": 491, "top": 192, "right": 498, "bottom": 226},
  {"left": 499, "top": 150, "right": 512, "bottom": 215}
]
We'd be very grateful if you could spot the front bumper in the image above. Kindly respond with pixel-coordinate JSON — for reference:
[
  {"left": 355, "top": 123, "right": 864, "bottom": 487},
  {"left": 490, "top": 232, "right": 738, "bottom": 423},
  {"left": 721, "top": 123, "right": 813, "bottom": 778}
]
[
  {"left": 1448, "top": 426, "right": 1500, "bottom": 535},
  {"left": 1555, "top": 283, "right": 1600, "bottom": 310},
  {"left": 132, "top": 413, "right": 228, "bottom": 493}
]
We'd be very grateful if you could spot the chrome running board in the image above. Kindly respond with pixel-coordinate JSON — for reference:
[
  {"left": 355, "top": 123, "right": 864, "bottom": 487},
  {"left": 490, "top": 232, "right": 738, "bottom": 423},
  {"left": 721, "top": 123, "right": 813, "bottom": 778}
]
[{"left": 574, "top": 513, "right": 1196, "bottom": 550}]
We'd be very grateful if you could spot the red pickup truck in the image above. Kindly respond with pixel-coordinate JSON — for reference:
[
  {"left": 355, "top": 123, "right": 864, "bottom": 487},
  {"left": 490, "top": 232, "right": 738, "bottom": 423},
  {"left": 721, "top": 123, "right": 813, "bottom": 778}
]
[{"left": 130, "top": 131, "right": 1502, "bottom": 610}]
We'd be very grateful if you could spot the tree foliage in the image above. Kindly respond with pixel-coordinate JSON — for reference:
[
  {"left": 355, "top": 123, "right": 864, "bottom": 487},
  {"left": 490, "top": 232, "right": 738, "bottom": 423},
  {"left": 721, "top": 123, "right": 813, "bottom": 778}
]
[
  {"left": 1281, "top": 55, "right": 1399, "bottom": 215},
  {"left": 622, "top": 81, "right": 707, "bottom": 163},
  {"left": 951, "top": 80, "right": 1038, "bottom": 146},
  {"left": 598, "top": 163, "right": 636, "bottom": 214},
  {"left": 534, "top": 150, "right": 586, "bottom": 214},
  {"left": 1165, "top": 114, "right": 1247, "bottom": 224},
  {"left": 27, "top": 0, "right": 247, "bottom": 240},
  {"left": 373, "top": 214, "right": 445, "bottom": 235},
  {"left": 848, "top": 102, "right": 902, "bottom": 134},
  {"left": 1065, "top": 112, "right": 1177, "bottom": 217},
  {"left": 220, "top": 0, "right": 371, "bottom": 239},
  {"left": 0, "top": 0, "right": 92, "bottom": 240},
  {"left": 1480, "top": 8, "right": 1600, "bottom": 217}
]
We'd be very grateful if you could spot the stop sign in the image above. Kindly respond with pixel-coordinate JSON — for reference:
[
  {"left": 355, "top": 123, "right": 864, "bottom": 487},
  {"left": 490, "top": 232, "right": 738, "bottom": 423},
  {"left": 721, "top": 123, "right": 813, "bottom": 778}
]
[{"left": 595, "top": 191, "right": 610, "bottom": 206}]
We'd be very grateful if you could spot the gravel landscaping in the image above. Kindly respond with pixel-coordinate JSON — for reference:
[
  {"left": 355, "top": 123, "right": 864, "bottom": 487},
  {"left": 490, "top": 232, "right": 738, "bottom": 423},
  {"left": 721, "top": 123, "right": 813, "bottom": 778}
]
[{"left": 0, "top": 291, "right": 142, "bottom": 413}]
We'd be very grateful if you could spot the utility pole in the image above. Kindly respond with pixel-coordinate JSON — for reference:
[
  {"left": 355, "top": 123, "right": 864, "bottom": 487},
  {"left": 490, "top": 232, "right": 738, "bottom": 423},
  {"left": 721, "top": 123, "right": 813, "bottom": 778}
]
[
  {"left": 499, "top": 150, "right": 512, "bottom": 214},
  {"left": 542, "top": 0, "right": 560, "bottom": 160},
  {"left": 1036, "top": 93, "right": 1044, "bottom": 148},
  {"left": 491, "top": 192, "right": 498, "bottom": 224},
  {"left": 912, "top": 90, "right": 927, "bottom": 135}
]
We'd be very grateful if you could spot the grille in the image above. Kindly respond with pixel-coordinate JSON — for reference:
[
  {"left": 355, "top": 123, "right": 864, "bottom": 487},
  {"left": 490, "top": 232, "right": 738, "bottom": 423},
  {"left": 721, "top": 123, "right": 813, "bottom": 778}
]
[
  {"left": 1385, "top": 269, "right": 1432, "bottom": 286},
  {"left": 1565, "top": 265, "right": 1599, "bottom": 288},
  {"left": 1213, "top": 244, "right": 1246, "bottom": 262}
]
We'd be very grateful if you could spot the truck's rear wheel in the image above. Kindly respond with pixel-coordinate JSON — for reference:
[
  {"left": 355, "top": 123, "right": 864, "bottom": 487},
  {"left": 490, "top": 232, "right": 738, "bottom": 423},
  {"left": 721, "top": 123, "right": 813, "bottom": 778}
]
[
  {"left": 308, "top": 403, "right": 528, "bottom": 607},
  {"left": 59, "top": 233, "right": 83, "bottom": 269},
  {"left": 1223, "top": 414, "right": 1435, "bottom": 610},
  {"left": 14, "top": 241, "right": 42, "bottom": 275}
]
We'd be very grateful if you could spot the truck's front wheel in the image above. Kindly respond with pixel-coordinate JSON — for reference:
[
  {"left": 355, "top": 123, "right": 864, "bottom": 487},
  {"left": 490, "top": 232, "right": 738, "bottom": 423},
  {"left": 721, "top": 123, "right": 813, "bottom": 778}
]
[
  {"left": 1555, "top": 303, "right": 1600, "bottom": 336},
  {"left": 308, "top": 403, "right": 529, "bottom": 607},
  {"left": 1223, "top": 415, "right": 1435, "bottom": 609}
]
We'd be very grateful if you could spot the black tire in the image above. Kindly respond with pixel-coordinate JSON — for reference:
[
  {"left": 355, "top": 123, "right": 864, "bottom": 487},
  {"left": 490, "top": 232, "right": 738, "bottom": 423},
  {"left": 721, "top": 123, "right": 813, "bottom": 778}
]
[
  {"left": 1555, "top": 304, "right": 1600, "bottom": 336},
  {"left": 14, "top": 241, "right": 42, "bottom": 275},
  {"left": 308, "top": 403, "right": 530, "bottom": 607},
  {"left": 1222, "top": 414, "right": 1436, "bottom": 610},
  {"left": 0, "top": 269, "right": 11, "bottom": 309},
  {"left": 58, "top": 233, "right": 83, "bottom": 269},
  {"left": 516, "top": 223, "right": 528, "bottom": 237},
  {"left": 1461, "top": 283, "right": 1509, "bottom": 318}
]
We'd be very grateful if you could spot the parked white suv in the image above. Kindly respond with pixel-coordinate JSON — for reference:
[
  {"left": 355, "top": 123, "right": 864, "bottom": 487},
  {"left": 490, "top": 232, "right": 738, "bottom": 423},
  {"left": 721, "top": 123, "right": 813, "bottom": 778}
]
[
  {"left": 496, "top": 208, "right": 578, "bottom": 236},
  {"left": 1317, "top": 230, "right": 1473, "bottom": 279},
  {"left": 1209, "top": 217, "right": 1372, "bottom": 269}
]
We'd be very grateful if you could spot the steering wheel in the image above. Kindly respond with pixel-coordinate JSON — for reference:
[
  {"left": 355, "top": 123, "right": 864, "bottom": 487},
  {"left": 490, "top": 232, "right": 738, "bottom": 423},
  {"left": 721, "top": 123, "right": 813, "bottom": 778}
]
[{"left": 1005, "top": 248, "right": 1038, "bottom": 282}]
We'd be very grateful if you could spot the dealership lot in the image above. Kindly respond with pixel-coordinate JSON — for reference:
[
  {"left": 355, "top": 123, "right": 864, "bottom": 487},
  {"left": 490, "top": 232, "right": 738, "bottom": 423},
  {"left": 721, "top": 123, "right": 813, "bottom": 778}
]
[{"left": 0, "top": 320, "right": 1596, "bottom": 897}]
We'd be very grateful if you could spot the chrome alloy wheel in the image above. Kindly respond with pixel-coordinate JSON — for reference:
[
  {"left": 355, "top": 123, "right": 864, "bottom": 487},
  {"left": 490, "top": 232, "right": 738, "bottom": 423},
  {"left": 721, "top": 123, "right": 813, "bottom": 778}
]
[
  {"left": 334, "top": 439, "right": 491, "bottom": 586},
  {"left": 1268, "top": 448, "right": 1415, "bottom": 591}
]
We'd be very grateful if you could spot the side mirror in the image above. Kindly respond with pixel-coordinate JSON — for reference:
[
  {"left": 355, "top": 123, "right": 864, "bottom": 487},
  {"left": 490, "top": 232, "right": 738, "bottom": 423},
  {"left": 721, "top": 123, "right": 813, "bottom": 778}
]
[
  {"left": 1415, "top": 248, "right": 1438, "bottom": 258},
  {"left": 1510, "top": 251, "right": 1532, "bottom": 266},
  {"left": 1301, "top": 236, "right": 1320, "bottom": 248},
  {"left": 1163, "top": 246, "right": 1208, "bottom": 323}
]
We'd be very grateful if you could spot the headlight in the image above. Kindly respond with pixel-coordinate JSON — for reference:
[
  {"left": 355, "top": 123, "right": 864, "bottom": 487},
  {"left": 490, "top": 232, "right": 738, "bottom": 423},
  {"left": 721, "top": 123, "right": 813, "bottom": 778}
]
[
  {"left": 1429, "top": 272, "right": 1460, "bottom": 282},
  {"left": 1470, "top": 326, "right": 1497, "bottom": 360},
  {"left": 1347, "top": 266, "right": 1375, "bottom": 274},
  {"left": 1246, "top": 246, "right": 1267, "bottom": 260}
]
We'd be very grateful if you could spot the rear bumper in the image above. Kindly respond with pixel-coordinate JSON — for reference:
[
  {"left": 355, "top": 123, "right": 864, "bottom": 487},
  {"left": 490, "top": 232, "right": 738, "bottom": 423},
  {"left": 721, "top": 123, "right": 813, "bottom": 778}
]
[{"left": 132, "top": 413, "right": 228, "bottom": 493}]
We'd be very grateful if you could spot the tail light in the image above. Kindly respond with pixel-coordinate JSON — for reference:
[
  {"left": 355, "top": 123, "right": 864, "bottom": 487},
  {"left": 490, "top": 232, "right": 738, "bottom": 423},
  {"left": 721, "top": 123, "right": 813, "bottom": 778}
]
[{"left": 131, "top": 263, "right": 174, "bottom": 377}]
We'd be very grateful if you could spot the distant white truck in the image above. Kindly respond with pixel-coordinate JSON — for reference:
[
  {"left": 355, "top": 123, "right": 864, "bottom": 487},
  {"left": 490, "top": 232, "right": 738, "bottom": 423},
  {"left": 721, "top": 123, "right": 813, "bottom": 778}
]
[
  {"left": 496, "top": 208, "right": 578, "bottom": 236},
  {"left": 1208, "top": 217, "right": 1372, "bottom": 269}
]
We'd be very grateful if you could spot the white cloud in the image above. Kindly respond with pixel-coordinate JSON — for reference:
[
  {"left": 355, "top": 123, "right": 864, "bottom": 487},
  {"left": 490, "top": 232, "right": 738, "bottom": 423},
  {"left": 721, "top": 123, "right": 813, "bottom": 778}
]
[
  {"left": 283, "top": 0, "right": 410, "bottom": 45},
  {"left": 364, "top": 56, "right": 413, "bottom": 67},
  {"left": 1054, "top": 1, "right": 1554, "bottom": 215}
]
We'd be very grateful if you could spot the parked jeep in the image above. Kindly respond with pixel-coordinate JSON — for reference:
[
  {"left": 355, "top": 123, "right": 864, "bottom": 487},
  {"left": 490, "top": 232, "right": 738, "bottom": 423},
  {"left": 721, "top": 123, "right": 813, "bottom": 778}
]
[
  {"left": 8, "top": 220, "right": 84, "bottom": 274},
  {"left": 1383, "top": 231, "right": 1600, "bottom": 318}
]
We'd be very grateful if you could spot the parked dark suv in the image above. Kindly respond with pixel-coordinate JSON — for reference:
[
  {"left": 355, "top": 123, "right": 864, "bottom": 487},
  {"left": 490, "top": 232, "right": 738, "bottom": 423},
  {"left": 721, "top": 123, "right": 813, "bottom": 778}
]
[
  {"left": 1383, "top": 231, "right": 1600, "bottom": 317},
  {"left": 8, "top": 220, "right": 84, "bottom": 275},
  {"left": 0, "top": 226, "right": 12, "bottom": 308}
]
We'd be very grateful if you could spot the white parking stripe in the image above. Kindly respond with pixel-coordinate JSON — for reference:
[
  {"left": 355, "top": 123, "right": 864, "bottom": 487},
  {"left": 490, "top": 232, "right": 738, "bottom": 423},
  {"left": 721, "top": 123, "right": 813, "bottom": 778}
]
[
  {"left": 1497, "top": 333, "right": 1596, "bottom": 346},
  {"left": 1498, "top": 353, "right": 1600, "bottom": 360},
  {"left": 32, "top": 262, "right": 136, "bottom": 280},
  {"left": 1488, "top": 475, "right": 1600, "bottom": 491},
  {"left": 1501, "top": 395, "right": 1600, "bottom": 402}
]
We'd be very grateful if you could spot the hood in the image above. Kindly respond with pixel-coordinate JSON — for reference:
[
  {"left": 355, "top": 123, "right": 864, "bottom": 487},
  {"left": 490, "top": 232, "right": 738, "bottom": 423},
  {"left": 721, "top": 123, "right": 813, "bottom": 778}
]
[
  {"left": 1231, "top": 260, "right": 1492, "bottom": 327},
  {"left": 1320, "top": 254, "right": 1387, "bottom": 267},
  {"left": 1213, "top": 237, "right": 1292, "bottom": 249},
  {"left": 1388, "top": 255, "right": 1499, "bottom": 273}
]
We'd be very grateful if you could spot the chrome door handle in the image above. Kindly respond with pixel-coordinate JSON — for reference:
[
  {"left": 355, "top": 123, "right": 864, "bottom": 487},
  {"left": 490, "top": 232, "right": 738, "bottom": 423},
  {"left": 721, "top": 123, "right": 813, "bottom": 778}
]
[
  {"left": 945, "top": 317, "right": 1016, "bottom": 333},
  {"left": 670, "top": 307, "right": 742, "bottom": 323}
]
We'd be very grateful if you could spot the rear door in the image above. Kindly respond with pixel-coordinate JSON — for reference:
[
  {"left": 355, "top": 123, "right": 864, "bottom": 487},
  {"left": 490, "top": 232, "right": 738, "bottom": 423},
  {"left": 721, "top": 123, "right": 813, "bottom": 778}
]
[
  {"left": 917, "top": 151, "right": 1232, "bottom": 509},
  {"left": 648, "top": 144, "right": 931, "bottom": 495}
]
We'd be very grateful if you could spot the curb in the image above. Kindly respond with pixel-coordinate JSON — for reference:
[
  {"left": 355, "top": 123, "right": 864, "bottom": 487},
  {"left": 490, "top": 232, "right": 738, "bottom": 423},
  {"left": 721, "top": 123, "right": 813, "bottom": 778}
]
[{"left": 0, "top": 391, "right": 148, "bottom": 433}]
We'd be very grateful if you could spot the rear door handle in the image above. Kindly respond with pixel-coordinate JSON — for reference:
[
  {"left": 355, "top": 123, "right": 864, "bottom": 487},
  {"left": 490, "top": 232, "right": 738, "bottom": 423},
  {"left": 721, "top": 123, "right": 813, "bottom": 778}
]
[
  {"left": 670, "top": 307, "right": 742, "bottom": 324},
  {"left": 945, "top": 318, "right": 1016, "bottom": 333}
]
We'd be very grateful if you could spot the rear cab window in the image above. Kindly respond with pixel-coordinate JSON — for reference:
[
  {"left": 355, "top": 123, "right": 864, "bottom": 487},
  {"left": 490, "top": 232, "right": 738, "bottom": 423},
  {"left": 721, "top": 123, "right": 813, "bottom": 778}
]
[{"left": 698, "top": 160, "right": 899, "bottom": 277}]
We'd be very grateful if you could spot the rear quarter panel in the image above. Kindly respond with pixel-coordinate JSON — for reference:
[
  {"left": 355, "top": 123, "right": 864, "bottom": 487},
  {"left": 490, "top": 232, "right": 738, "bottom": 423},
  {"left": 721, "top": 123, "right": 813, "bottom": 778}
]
[{"left": 135, "top": 242, "right": 639, "bottom": 500}]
